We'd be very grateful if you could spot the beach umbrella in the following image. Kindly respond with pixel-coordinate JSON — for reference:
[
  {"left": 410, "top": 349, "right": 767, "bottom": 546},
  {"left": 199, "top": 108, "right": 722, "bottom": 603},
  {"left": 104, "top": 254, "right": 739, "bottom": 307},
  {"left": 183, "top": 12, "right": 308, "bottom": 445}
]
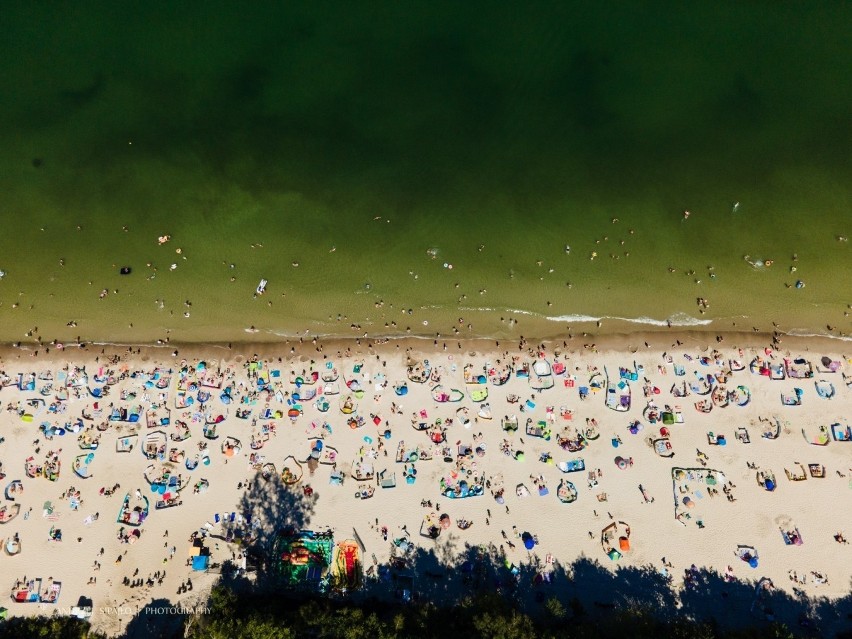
[
  {"left": 522, "top": 532, "right": 535, "bottom": 550},
  {"left": 150, "top": 484, "right": 159, "bottom": 493}
]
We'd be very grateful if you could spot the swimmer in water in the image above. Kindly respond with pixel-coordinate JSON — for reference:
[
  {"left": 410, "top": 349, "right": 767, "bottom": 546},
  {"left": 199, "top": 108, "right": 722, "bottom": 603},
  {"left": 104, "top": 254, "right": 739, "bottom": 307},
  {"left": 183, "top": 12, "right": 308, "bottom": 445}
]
[{"left": 683, "top": 210, "right": 690, "bottom": 220}]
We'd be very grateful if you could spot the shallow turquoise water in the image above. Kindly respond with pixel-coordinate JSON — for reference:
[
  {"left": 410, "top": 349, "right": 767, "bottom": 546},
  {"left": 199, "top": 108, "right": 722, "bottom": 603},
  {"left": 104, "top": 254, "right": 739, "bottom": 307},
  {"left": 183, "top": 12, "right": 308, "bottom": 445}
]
[{"left": 0, "top": 3, "right": 849, "bottom": 342}]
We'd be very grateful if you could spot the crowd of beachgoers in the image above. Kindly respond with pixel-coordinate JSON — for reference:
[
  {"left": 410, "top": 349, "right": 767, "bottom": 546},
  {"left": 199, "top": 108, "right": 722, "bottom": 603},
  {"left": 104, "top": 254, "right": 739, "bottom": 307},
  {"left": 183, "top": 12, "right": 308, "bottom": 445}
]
[{"left": 0, "top": 333, "right": 850, "bottom": 634}]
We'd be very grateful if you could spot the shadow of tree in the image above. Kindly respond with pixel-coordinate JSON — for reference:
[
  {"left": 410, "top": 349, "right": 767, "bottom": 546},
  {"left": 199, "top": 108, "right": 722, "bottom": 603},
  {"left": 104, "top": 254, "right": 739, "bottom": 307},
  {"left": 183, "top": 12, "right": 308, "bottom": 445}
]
[
  {"left": 122, "top": 597, "right": 183, "bottom": 639},
  {"left": 220, "top": 471, "right": 316, "bottom": 589},
  {"left": 56, "top": 468, "right": 852, "bottom": 639}
]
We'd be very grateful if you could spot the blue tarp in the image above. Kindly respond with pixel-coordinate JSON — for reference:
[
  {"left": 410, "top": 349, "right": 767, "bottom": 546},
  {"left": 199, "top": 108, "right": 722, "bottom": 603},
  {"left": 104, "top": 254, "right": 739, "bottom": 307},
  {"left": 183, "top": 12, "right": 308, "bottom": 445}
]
[{"left": 192, "top": 555, "right": 210, "bottom": 571}]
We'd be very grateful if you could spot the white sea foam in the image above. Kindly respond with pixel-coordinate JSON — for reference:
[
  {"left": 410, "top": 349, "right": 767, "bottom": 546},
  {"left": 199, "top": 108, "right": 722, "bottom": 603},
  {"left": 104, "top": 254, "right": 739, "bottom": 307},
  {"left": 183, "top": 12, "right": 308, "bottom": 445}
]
[
  {"left": 443, "top": 305, "right": 712, "bottom": 327},
  {"left": 784, "top": 329, "right": 852, "bottom": 343},
  {"left": 544, "top": 312, "right": 712, "bottom": 327}
]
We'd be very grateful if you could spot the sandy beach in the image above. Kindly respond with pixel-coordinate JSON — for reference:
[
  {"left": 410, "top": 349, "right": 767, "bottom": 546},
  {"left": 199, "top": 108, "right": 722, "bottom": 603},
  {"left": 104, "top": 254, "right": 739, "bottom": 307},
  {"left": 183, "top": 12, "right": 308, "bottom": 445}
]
[{"left": 0, "top": 331, "right": 850, "bottom": 634}]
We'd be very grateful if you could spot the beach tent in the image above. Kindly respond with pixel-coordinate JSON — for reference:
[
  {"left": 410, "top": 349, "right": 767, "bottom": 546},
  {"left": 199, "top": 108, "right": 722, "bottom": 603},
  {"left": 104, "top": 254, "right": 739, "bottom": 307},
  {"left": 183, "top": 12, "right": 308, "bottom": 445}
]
[{"left": 192, "top": 555, "right": 210, "bottom": 571}]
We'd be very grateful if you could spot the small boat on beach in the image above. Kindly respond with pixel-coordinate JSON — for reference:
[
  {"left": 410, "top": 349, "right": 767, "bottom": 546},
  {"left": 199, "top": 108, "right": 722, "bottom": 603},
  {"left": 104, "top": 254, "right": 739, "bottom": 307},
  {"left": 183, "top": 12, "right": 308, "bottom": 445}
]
[{"left": 256, "top": 279, "right": 267, "bottom": 295}]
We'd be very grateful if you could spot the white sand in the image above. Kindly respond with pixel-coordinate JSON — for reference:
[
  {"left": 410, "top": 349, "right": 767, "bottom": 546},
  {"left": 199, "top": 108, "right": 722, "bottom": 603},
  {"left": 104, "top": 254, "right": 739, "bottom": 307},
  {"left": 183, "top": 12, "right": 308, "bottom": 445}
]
[{"left": 1, "top": 337, "right": 851, "bottom": 634}]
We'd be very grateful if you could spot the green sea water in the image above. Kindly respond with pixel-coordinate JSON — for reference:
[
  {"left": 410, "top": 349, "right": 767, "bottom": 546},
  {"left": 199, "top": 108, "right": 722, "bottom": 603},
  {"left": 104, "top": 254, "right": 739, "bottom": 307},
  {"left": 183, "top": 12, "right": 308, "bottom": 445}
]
[{"left": 0, "top": 2, "right": 850, "bottom": 344}]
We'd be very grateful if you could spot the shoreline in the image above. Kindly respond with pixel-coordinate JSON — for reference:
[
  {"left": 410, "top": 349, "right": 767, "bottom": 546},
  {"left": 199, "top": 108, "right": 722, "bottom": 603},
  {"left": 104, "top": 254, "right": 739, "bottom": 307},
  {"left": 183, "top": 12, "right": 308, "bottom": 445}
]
[{"left": 3, "top": 327, "right": 849, "bottom": 366}]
